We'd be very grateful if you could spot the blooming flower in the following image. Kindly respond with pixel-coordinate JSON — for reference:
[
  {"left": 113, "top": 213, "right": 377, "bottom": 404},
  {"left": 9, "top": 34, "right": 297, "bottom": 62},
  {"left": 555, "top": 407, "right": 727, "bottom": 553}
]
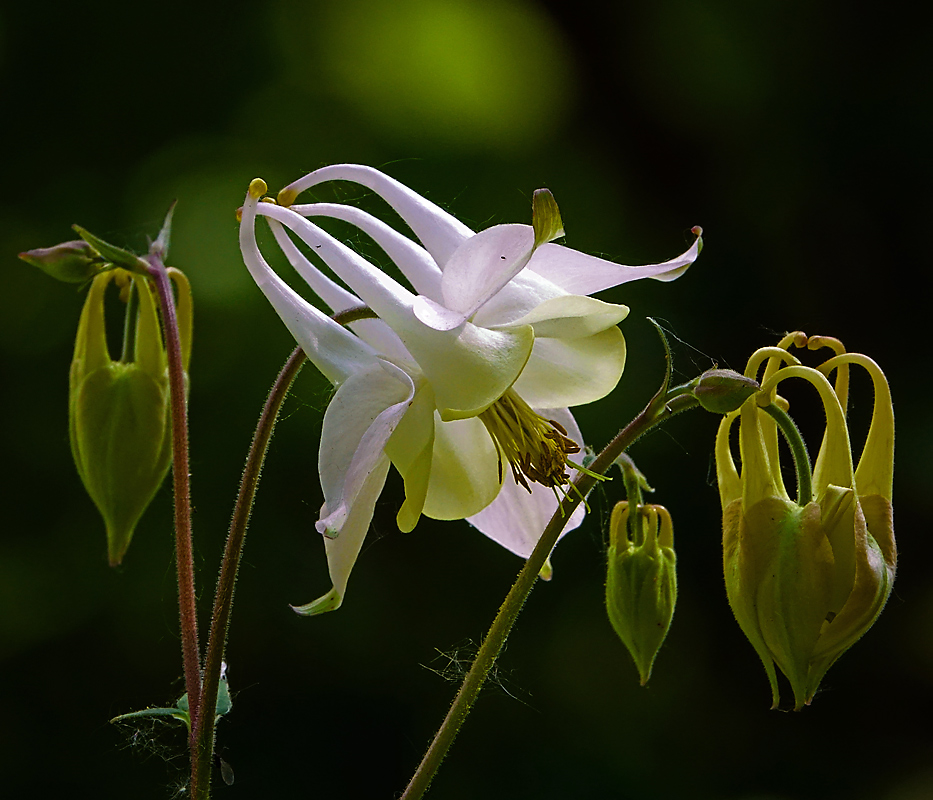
[
  {"left": 239, "top": 167, "right": 700, "bottom": 613},
  {"left": 715, "top": 333, "right": 896, "bottom": 709}
]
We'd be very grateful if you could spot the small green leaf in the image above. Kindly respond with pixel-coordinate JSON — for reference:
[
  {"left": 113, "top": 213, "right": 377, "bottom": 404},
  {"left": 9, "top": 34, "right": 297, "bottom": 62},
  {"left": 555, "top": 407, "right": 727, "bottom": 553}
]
[
  {"left": 150, "top": 202, "right": 177, "bottom": 260},
  {"left": 216, "top": 677, "right": 233, "bottom": 717},
  {"left": 177, "top": 676, "right": 232, "bottom": 722},
  {"left": 111, "top": 706, "right": 191, "bottom": 729},
  {"left": 646, "top": 317, "right": 674, "bottom": 402},
  {"left": 72, "top": 225, "right": 149, "bottom": 274}
]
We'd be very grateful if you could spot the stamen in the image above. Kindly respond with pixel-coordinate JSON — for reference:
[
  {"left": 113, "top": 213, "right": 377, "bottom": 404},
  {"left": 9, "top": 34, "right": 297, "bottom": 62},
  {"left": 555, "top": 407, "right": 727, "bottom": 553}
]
[
  {"left": 479, "top": 389, "right": 580, "bottom": 493},
  {"left": 113, "top": 268, "right": 133, "bottom": 303}
]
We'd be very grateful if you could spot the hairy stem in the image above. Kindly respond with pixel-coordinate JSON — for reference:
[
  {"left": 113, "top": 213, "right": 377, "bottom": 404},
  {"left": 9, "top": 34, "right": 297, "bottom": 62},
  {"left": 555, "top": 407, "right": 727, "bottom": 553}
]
[
  {"left": 192, "top": 305, "right": 374, "bottom": 798},
  {"left": 762, "top": 403, "right": 813, "bottom": 506},
  {"left": 192, "top": 346, "right": 307, "bottom": 798},
  {"left": 400, "top": 391, "right": 698, "bottom": 800},
  {"left": 144, "top": 255, "right": 201, "bottom": 757}
]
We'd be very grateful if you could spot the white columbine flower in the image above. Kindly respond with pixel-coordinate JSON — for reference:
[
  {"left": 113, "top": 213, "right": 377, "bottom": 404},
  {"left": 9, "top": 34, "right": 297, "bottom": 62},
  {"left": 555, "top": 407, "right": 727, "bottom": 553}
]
[{"left": 239, "top": 168, "right": 700, "bottom": 614}]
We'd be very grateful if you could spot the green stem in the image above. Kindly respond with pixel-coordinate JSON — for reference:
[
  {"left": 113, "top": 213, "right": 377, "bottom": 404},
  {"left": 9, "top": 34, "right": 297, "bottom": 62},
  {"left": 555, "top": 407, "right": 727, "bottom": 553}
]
[
  {"left": 400, "top": 391, "right": 698, "bottom": 800},
  {"left": 144, "top": 256, "right": 201, "bottom": 755},
  {"left": 119, "top": 278, "right": 137, "bottom": 362},
  {"left": 615, "top": 454, "right": 647, "bottom": 545},
  {"left": 762, "top": 403, "right": 813, "bottom": 506},
  {"left": 192, "top": 346, "right": 308, "bottom": 798},
  {"left": 192, "top": 305, "right": 375, "bottom": 799}
]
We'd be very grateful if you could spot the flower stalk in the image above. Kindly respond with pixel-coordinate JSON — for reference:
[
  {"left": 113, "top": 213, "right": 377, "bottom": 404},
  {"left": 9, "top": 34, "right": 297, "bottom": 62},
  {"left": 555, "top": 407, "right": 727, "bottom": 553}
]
[
  {"left": 400, "top": 343, "right": 701, "bottom": 800},
  {"left": 760, "top": 402, "right": 813, "bottom": 506},
  {"left": 192, "top": 306, "right": 377, "bottom": 799},
  {"left": 191, "top": 345, "right": 307, "bottom": 797},
  {"left": 143, "top": 252, "right": 201, "bottom": 753}
]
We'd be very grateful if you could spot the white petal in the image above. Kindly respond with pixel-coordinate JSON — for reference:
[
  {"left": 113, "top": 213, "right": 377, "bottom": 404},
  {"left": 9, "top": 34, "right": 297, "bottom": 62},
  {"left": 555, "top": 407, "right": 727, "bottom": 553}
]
[
  {"left": 239, "top": 189, "right": 379, "bottom": 385},
  {"left": 260, "top": 203, "right": 535, "bottom": 418},
  {"left": 411, "top": 294, "right": 469, "bottom": 332},
  {"left": 267, "top": 217, "right": 360, "bottom": 312},
  {"left": 471, "top": 270, "right": 566, "bottom": 329},
  {"left": 422, "top": 415, "right": 501, "bottom": 520},
  {"left": 280, "top": 163, "right": 473, "bottom": 267},
  {"left": 527, "top": 232, "right": 702, "bottom": 296},
  {"left": 506, "top": 294, "right": 629, "bottom": 339},
  {"left": 267, "top": 217, "right": 412, "bottom": 364},
  {"left": 440, "top": 224, "right": 536, "bottom": 322},
  {"left": 416, "top": 322, "right": 534, "bottom": 421},
  {"left": 512, "top": 328, "right": 627, "bottom": 409},
  {"left": 317, "top": 361, "right": 415, "bottom": 538},
  {"left": 384, "top": 382, "right": 437, "bottom": 533},
  {"left": 257, "top": 202, "right": 417, "bottom": 330},
  {"left": 292, "top": 457, "right": 391, "bottom": 616},
  {"left": 467, "top": 408, "right": 585, "bottom": 558},
  {"left": 290, "top": 202, "right": 443, "bottom": 300}
]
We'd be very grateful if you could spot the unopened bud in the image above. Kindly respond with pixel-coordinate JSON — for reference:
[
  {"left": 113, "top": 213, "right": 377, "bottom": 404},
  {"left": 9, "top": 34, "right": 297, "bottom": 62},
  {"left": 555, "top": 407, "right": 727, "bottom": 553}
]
[
  {"left": 70, "top": 268, "right": 192, "bottom": 565},
  {"left": 19, "top": 240, "right": 103, "bottom": 283},
  {"left": 693, "top": 368, "right": 759, "bottom": 414},
  {"left": 605, "top": 502, "right": 677, "bottom": 685}
]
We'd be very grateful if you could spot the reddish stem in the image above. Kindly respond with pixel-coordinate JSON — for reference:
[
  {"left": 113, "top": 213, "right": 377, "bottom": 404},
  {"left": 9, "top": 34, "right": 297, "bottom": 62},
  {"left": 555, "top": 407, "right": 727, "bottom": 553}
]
[{"left": 145, "top": 255, "right": 202, "bottom": 752}]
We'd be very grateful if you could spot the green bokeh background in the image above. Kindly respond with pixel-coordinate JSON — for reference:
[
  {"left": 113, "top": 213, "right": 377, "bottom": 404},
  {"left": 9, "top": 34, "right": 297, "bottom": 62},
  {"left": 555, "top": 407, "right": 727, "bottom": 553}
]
[{"left": 2, "top": 1, "right": 931, "bottom": 798}]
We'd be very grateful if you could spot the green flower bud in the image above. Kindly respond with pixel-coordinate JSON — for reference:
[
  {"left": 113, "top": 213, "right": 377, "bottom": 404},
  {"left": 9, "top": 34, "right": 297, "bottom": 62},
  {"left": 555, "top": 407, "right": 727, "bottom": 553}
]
[
  {"left": 692, "top": 368, "right": 759, "bottom": 414},
  {"left": 18, "top": 239, "right": 104, "bottom": 283},
  {"left": 715, "top": 334, "right": 896, "bottom": 709},
  {"left": 605, "top": 501, "right": 677, "bottom": 685},
  {"left": 70, "top": 267, "right": 192, "bottom": 565}
]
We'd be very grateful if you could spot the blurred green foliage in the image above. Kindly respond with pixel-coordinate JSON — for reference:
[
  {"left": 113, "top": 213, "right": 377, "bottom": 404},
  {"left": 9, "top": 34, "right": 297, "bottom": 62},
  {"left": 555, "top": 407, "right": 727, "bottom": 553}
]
[{"left": 2, "top": 1, "right": 931, "bottom": 798}]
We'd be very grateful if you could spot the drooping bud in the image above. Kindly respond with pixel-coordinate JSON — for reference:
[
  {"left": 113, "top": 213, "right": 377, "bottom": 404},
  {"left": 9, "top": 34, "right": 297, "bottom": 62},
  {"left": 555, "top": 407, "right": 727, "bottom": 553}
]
[
  {"left": 70, "top": 267, "right": 192, "bottom": 565},
  {"left": 605, "top": 501, "right": 677, "bottom": 685},
  {"left": 19, "top": 239, "right": 104, "bottom": 283},
  {"left": 692, "top": 368, "right": 759, "bottom": 414},
  {"left": 715, "top": 334, "right": 896, "bottom": 709}
]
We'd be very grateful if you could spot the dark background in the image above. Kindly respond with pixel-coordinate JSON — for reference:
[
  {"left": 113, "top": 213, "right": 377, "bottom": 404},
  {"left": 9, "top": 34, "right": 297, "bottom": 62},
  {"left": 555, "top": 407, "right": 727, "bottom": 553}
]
[{"left": 2, "top": 1, "right": 931, "bottom": 798}]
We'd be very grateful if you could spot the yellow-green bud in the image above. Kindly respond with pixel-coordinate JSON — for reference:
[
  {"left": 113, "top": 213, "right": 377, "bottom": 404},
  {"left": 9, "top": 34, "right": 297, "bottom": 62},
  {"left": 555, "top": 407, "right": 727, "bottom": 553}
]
[
  {"left": 19, "top": 240, "right": 103, "bottom": 283},
  {"left": 605, "top": 502, "right": 677, "bottom": 685},
  {"left": 70, "top": 268, "right": 192, "bottom": 565},
  {"left": 716, "top": 335, "right": 896, "bottom": 709}
]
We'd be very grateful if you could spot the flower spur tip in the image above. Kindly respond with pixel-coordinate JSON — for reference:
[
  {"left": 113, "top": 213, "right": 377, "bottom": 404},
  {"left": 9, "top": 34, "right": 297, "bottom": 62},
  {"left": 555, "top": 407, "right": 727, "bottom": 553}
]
[
  {"left": 248, "top": 178, "right": 267, "bottom": 199},
  {"left": 278, "top": 187, "right": 299, "bottom": 207}
]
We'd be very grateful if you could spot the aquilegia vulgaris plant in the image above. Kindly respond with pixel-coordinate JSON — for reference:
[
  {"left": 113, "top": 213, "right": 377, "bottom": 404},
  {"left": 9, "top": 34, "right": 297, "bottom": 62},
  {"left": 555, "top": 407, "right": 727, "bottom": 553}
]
[{"left": 18, "top": 163, "right": 895, "bottom": 800}]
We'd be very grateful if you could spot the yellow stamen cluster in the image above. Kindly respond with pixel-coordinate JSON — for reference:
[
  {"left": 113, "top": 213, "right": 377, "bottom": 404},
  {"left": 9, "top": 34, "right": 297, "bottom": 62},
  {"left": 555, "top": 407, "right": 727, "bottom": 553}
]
[{"left": 479, "top": 389, "right": 580, "bottom": 492}]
